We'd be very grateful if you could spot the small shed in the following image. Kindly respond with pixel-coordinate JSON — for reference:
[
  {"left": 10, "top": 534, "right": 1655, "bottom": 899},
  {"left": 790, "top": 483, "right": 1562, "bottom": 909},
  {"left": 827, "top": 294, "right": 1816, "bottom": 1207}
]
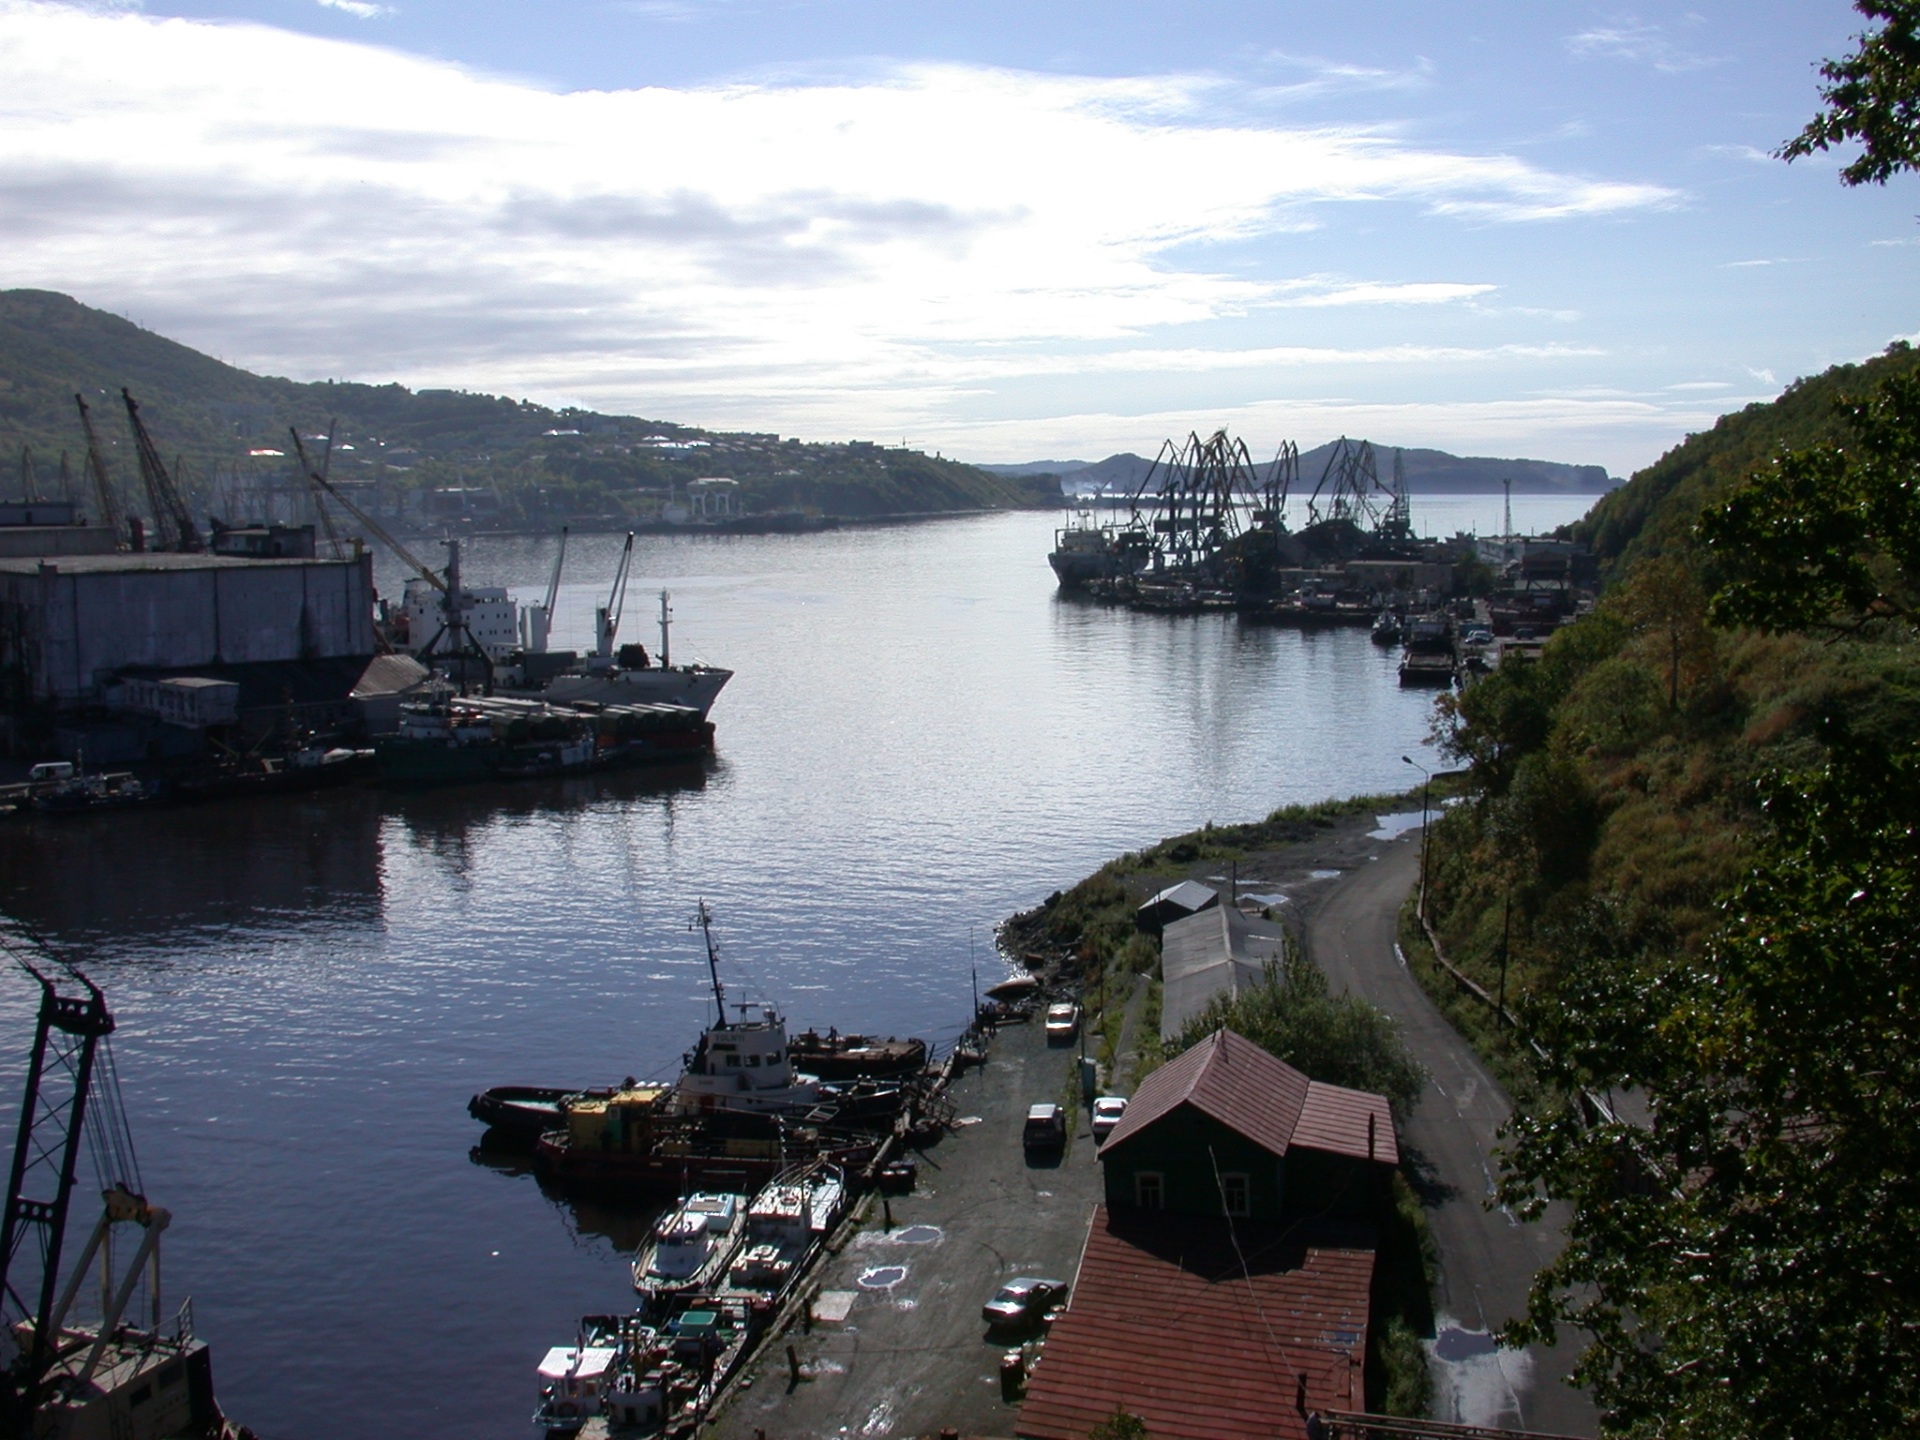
[
  {"left": 1099, "top": 1028, "right": 1396, "bottom": 1223},
  {"left": 1134, "top": 879, "right": 1218, "bottom": 936},
  {"left": 1159, "top": 904, "right": 1288, "bottom": 1041}
]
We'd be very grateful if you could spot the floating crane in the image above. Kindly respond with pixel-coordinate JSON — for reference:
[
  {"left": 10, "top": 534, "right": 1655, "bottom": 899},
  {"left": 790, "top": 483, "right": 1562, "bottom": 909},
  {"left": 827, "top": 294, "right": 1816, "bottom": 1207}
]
[{"left": 120, "top": 391, "right": 202, "bottom": 552}]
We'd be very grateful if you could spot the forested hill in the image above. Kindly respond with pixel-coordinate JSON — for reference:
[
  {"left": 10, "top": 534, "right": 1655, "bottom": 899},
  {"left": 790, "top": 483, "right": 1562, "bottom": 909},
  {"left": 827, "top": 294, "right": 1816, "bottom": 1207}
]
[
  {"left": 0, "top": 289, "right": 1058, "bottom": 525},
  {"left": 1422, "top": 334, "right": 1920, "bottom": 1434},
  {"left": 1572, "top": 339, "right": 1920, "bottom": 576}
]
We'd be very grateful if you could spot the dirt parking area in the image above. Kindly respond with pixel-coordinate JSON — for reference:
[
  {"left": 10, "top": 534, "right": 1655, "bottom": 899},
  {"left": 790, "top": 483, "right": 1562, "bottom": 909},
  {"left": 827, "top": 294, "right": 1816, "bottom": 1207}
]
[{"left": 708, "top": 1014, "right": 1103, "bottom": 1440}]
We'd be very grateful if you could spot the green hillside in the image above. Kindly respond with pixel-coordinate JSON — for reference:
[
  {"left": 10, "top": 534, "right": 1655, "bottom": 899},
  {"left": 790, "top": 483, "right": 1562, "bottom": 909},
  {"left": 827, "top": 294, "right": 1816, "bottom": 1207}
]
[
  {"left": 0, "top": 289, "right": 1058, "bottom": 527},
  {"left": 1421, "top": 339, "right": 1920, "bottom": 1435},
  {"left": 1570, "top": 340, "right": 1920, "bottom": 575}
]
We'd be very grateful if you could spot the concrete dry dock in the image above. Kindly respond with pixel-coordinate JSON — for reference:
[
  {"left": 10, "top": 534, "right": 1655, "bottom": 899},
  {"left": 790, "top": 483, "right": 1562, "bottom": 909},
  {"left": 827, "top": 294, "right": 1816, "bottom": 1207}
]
[{"left": 708, "top": 1014, "right": 1101, "bottom": 1440}]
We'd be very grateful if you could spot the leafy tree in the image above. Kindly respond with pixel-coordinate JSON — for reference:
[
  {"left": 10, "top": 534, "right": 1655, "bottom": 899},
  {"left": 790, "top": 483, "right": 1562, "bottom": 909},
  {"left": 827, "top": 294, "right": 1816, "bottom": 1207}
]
[
  {"left": 1699, "top": 364, "right": 1920, "bottom": 631},
  {"left": 1780, "top": 0, "right": 1920, "bottom": 185},
  {"left": 1171, "top": 953, "right": 1425, "bottom": 1118},
  {"left": 1499, "top": 731, "right": 1920, "bottom": 1438}
]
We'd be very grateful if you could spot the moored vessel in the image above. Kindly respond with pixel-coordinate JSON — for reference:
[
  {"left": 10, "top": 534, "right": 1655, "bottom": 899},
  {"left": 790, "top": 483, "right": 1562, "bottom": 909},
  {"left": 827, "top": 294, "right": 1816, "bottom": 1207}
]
[
  {"left": 632, "top": 1192, "right": 749, "bottom": 1307},
  {"left": 787, "top": 1029, "right": 929, "bottom": 1081}
]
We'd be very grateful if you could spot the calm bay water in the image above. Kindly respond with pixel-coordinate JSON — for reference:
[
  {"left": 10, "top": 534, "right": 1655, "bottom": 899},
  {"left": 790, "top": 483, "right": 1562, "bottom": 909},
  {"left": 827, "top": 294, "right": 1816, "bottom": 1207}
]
[{"left": 0, "top": 496, "right": 1591, "bottom": 1437}]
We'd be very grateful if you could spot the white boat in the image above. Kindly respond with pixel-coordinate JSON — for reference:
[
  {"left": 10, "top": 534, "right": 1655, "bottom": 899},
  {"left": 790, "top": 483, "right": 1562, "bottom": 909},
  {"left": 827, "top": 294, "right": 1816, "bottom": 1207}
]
[
  {"left": 722, "top": 1161, "right": 848, "bottom": 1303},
  {"left": 532, "top": 1321, "right": 620, "bottom": 1433},
  {"left": 669, "top": 902, "right": 828, "bottom": 1117},
  {"left": 632, "top": 1191, "right": 749, "bottom": 1303}
]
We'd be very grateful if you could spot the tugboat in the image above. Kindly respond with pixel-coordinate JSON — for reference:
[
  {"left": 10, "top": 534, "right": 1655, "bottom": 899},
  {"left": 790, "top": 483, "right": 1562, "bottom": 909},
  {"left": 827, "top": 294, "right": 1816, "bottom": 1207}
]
[
  {"left": 520, "top": 905, "right": 889, "bottom": 1192},
  {"left": 668, "top": 901, "right": 829, "bottom": 1117}
]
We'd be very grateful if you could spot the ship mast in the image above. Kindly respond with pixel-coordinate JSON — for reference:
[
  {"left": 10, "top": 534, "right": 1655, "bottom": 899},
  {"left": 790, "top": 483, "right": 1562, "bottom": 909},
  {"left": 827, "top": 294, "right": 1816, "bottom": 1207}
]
[{"left": 693, "top": 900, "right": 727, "bottom": 1029}]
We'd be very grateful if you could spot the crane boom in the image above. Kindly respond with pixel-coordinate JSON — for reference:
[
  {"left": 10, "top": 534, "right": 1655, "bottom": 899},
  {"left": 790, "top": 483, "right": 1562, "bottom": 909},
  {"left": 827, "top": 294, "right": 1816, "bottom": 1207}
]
[
  {"left": 74, "top": 395, "right": 124, "bottom": 541},
  {"left": 120, "top": 391, "right": 202, "bottom": 552},
  {"left": 595, "top": 532, "right": 636, "bottom": 658},
  {"left": 289, "top": 428, "right": 444, "bottom": 592},
  {"left": 543, "top": 526, "right": 569, "bottom": 618}
]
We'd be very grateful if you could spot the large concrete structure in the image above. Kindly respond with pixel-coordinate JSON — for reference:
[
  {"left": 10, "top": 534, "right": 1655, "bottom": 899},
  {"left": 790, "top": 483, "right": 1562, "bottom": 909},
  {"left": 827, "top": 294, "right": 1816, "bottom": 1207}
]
[{"left": 0, "top": 552, "right": 376, "bottom": 705}]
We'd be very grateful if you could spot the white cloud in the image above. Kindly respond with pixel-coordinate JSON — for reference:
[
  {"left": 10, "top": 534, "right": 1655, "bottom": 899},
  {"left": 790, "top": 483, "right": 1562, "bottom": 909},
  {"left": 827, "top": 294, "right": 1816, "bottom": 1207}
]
[
  {"left": 317, "top": 0, "right": 392, "bottom": 17},
  {"left": 0, "top": 1, "right": 1678, "bottom": 451},
  {"left": 1746, "top": 367, "right": 1778, "bottom": 386},
  {"left": 1272, "top": 278, "right": 1497, "bottom": 308},
  {"left": 1567, "top": 19, "right": 1719, "bottom": 74}
]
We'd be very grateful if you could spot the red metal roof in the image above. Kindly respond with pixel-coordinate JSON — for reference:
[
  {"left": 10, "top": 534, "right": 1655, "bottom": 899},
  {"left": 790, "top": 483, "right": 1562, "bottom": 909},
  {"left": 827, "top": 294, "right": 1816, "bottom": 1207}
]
[
  {"left": 1100, "top": 1029, "right": 1310, "bottom": 1162},
  {"left": 1102, "top": 1030, "right": 1398, "bottom": 1168},
  {"left": 1296, "top": 1081, "right": 1399, "bottom": 1167},
  {"left": 1017, "top": 1205, "right": 1375, "bottom": 1440}
]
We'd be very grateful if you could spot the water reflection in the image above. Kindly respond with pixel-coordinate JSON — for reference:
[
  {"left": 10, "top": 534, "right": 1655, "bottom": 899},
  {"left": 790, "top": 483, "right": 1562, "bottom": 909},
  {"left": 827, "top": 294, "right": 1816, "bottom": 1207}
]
[{"left": 0, "top": 791, "right": 385, "bottom": 949}]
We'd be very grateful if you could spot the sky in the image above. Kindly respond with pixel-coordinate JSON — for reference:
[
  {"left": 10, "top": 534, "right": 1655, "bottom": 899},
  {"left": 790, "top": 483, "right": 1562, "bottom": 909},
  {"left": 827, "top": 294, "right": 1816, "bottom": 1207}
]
[{"left": 1, "top": 1, "right": 1915, "bottom": 474}]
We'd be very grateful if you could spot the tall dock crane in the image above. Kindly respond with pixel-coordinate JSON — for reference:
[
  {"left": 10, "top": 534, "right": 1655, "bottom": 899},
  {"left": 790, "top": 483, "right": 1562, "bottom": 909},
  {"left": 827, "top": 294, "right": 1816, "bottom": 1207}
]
[
  {"left": 0, "top": 954, "right": 228, "bottom": 1438},
  {"left": 72, "top": 396, "right": 124, "bottom": 546},
  {"left": 120, "top": 391, "right": 201, "bottom": 553}
]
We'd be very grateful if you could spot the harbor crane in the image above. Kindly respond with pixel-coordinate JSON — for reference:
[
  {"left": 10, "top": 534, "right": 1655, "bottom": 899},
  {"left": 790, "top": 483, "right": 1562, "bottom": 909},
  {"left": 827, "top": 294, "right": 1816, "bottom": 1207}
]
[
  {"left": 594, "top": 532, "right": 637, "bottom": 660},
  {"left": 0, "top": 950, "right": 225, "bottom": 1439},
  {"left": 520, "top": 527, "right": 568, "bottom": 653},
  {"left": 289, "top": 427, "right": 497, "bottom": 686},
  {"left": 72, "top": 396, "right": 124, "bottom": 546},
  {"left": 120, "top": 391, "right": 202, "bottom": 553}
]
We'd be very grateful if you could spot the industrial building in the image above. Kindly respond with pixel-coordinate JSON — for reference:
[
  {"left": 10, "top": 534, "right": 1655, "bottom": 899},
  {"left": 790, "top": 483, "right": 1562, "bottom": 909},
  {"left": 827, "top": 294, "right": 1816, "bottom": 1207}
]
[{"left": 0, "top": 551, "right": 375, "bottom": 704}]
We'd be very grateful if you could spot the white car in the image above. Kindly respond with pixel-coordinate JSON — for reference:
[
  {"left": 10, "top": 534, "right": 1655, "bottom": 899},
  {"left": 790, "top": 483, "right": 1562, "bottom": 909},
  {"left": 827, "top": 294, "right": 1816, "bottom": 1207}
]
[
  {"left": 1090, "top": 1095, "right": 1128, "bottom": 1142},
  {"left": 1043, "top": 1002, "right": 1080, "bottom": 1041}
]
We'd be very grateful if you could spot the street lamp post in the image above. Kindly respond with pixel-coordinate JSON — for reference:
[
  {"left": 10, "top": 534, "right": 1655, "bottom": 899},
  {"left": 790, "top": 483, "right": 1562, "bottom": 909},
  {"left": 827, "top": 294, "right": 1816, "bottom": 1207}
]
[{"left": 1402, "top": 755, "right": 1431, "bottom": 923}]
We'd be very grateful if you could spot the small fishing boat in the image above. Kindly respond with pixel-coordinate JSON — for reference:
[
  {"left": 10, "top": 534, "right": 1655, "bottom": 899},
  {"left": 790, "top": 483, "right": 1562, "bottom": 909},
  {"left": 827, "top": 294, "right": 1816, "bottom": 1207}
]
[
  {"left": 532, "top": 1317, "right": 621, "bottom": 1433},
  {"left": 787, "top": 1029, "right": 928, "bottom": 1080},
  {"left": 633, "top": 1192, "right": 749, "bottom": 1306},
  {"left": 721, "top": 1160, "right": 848, "bottom": 1305}
]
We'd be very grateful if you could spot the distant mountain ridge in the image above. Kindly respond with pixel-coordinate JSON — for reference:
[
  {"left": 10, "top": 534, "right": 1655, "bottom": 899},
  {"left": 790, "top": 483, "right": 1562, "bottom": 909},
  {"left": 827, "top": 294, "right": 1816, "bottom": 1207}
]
[
  {"left": 979, "top": 443, "right": 1616, "bottom": 494},
  {"left": 0, "top": 289, "right": 1058, "bottom": 525}
]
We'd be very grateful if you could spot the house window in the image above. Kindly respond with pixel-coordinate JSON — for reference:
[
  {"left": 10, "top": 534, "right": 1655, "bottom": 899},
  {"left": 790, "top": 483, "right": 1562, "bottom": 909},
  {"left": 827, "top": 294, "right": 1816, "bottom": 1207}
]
[
  {"left": 1220, "top": 1173, "right": 1250, "bottom": 1217},
  {"left": 1135, "top": 1172, "right": 1164, "bottom": 1210},
  {"left": 745, "top": 1054, "right": 761, "bottom": 1067}
]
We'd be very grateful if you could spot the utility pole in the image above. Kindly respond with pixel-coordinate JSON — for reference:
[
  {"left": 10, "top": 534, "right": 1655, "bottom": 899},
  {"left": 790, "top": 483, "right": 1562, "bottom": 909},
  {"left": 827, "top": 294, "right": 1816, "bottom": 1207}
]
[{"left": 1402, "top": 756, "right": 1432, "bottom": 922}]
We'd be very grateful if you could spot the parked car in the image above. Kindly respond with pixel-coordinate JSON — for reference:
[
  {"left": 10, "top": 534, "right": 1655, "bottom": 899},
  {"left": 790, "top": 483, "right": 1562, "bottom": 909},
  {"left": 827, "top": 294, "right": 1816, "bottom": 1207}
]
[
  {"left": 1462, "top": 626, "right": 1493, "bottom": 646},
  {"left": 1022, "top": 1102, "right": 1067, "bottom": 1152},
  {"left": 1090, "top": 1095, "right": 1128, "bottom": 1142},
  {"left": 982, "top": 1276, "right": 1069, "bottom": 1329},
  {"left": 1043, "top": 1002, "right": 1080, "bottom": 1042}
]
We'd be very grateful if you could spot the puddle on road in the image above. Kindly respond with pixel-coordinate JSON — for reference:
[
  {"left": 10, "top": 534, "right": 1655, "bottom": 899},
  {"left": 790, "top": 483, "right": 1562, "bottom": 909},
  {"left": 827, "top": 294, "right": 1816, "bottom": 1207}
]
[
  {"left": 1434, "top": 1325, "right": 1500, "bottom": 1361},
  {"left": 891, "top": 1224, "right": 942, "bottom": 1244},
  {"left": 1370, "top": 810, "right": 1426, "bottom": 840},
  {"left": 857, "top": 1265, "right": 908, "bottom": 1290},
  {"left": 1309, "top": 869, "right": 1342, "bottom": 881}
]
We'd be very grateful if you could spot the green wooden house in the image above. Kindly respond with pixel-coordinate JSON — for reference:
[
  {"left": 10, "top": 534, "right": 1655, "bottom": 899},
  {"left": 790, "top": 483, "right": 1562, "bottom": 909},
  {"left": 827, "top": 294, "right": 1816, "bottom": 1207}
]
[{"left": 1098, "top": 1028, "right": 1397, "bottom": 1222}]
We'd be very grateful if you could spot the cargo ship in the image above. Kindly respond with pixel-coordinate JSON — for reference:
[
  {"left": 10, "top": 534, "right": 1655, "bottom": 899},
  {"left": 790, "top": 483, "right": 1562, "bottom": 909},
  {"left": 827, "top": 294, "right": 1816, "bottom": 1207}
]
[{"left": 374, "top": 693, "right": 712, "bottom": 786}]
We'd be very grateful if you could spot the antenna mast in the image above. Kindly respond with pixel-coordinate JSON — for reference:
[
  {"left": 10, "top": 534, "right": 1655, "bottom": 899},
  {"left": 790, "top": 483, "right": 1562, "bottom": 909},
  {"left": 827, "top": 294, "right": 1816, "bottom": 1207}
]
[{"left": 693, "top": 901, "right": 727, "bottom": 1029}]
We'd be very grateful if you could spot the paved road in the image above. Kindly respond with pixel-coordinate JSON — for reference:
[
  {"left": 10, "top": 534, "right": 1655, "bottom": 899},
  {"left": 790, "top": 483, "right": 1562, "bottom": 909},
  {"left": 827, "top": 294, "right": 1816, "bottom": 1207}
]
[
  {"left": 1300, "top": 833, "right": 1596, "bottom": 1437},
  {"left": 709, "top": 1015, "right": 1101, "bottom": 1440}
]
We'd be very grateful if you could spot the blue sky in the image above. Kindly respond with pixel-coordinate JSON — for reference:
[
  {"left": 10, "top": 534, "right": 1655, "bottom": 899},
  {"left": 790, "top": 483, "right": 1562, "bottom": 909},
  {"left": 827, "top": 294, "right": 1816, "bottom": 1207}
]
[{"left": 0, "top": 1, "right": 1913, "bottom": 473}]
